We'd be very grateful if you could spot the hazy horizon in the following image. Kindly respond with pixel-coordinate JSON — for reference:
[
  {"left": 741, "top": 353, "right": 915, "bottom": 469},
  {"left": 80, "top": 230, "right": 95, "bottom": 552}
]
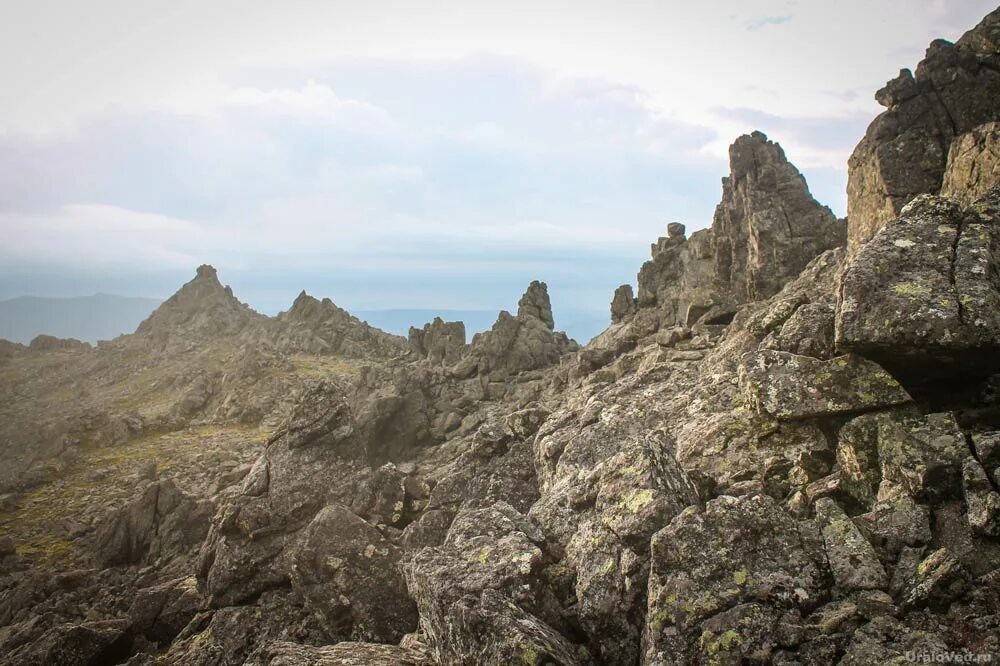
[{"left": 2, "top": 1, "right": 997, "bottom": 317}]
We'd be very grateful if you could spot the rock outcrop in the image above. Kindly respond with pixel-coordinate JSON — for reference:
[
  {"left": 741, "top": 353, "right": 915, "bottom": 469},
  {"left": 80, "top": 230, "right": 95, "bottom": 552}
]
[
  {"left": 713, "top": 131, "right": 847, "bottom": 303},
  {"left": 837, "top": 186, "right": 1000, "bottom": 386},
  {"left": 846, "top": 7, "right": 1000, "bottom": 253},
  {"left": 5, "top": 8, "right": 1000, "bottom": 666},
  {"left": 631, "top": 132, "right": 845, "bottom": 329}
]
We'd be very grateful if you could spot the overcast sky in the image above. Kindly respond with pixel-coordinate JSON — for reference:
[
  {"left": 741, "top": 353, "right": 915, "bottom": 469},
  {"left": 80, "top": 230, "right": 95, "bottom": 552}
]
[{"left": 1, "top": 0, "right": 996, "bottom": 325}]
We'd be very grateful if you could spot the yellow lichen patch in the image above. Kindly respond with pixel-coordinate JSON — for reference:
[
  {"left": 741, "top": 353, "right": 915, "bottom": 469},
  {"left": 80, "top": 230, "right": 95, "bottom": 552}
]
[
  {"left": 621, "top": 488, "right": 655, "bottom": 513},
  {"left": 891, "top": 283, "right": 933, "bottom": 298}
]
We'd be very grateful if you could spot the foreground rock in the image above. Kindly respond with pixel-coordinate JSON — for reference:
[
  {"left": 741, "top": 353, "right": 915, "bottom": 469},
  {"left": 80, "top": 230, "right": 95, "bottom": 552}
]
[{"left": 837, "top": 187, "right": 1000, "bottom": 385}]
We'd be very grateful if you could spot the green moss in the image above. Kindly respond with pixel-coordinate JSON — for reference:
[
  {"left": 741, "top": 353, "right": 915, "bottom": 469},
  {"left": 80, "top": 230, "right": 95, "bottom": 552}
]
[
  {"left": 477, "top": 546, "right": 492, "bottom": 564},
  {"left": 521, "top": 642, "right": 539, "bottom": 665},
  {"left": 732, "top": 567, "right": 750, "bottom": 585}
]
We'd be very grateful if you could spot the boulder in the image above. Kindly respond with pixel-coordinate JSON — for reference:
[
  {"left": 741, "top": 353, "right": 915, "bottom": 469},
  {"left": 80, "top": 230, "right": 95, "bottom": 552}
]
[
  {"left": 288, "top": 504, "right": 417, "bottom": 642},
  {"left": 404, "top": 502, "right": 581, "bottom": 666},
  {"left": 962, "top": 456, "right": 1000, "bottom": 536},
  {"left": 837, "top": 189, "right": 1000, "bottom": 387},
  {"left": 815, "top": 498, "right": 887, "bottom": 592},
  {"left": 644, "top": 494, "right": 826, "bottom": 664},
  {"left": 738, "top": 350, "right": 911, "bottom": 420}
]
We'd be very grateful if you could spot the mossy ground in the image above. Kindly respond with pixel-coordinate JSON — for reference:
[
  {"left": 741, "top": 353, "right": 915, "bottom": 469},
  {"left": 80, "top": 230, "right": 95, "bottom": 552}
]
[{"left": 0, "top": 425, "right": 268, "bottom": 567}]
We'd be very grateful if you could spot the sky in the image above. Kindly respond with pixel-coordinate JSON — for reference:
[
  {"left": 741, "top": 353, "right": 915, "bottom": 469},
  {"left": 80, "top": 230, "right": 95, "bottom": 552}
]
[{"left": 1, "top": 0, "right": 996, "bottom": 332}]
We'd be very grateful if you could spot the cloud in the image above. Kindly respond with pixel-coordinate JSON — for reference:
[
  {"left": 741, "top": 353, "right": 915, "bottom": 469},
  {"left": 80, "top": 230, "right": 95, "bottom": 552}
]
[
  {"left": 0, "top": 57, "right": 723, "bottom": 313},
  {"left": 745, "top": 15, "right": 793, "bottom": 31}
]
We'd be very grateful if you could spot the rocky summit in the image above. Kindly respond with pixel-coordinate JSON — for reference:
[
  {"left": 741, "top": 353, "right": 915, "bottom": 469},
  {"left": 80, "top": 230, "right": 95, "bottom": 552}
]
[{"left": 3, "top": 8, "right": 1000, "bottom": 666}]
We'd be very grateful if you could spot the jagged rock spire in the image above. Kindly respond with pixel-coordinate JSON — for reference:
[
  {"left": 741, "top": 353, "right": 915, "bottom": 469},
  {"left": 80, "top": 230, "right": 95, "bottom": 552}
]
[
  {"left": 517, "top": 280, "right": 554, "bottom": 330},
  {"left": 712, "top": 131, "right": 846, "bottom": 303}
]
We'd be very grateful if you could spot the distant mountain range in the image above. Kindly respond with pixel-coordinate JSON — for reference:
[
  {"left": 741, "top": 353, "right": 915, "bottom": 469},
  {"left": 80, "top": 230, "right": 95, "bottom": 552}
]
[
  {"left": 0, "top": 297, "right": 610, "bottom": 346},
  {"left": 0, "top": 294, "right": 163, "bottom": 344}
]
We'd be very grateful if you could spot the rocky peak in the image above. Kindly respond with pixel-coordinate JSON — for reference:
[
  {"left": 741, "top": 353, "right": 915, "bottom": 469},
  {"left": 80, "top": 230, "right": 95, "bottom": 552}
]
[
  {"left": 270, "top": 290, "right": 406, "bottom": 359},
  {"left": 134, "top": 264, "right": 260, "bottom": 344},
  {"left": 408, "top": 317, "right": 466, "bottom": 365},
  {"left": 283, "top": 290, "right": 351, "bottom": 325},
  {"left": 516, "top": 280, "right": 555, "bottom": 330},
  {"left": 712, "top": 131, "right": 846, "bottom": 303},
  {"left": 847, "top": 7, "right": 1000, "bottom": 254}
]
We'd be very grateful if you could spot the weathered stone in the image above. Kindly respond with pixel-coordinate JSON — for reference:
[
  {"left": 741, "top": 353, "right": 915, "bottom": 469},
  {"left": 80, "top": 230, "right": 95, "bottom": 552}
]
[
  {"left": 288, "top": 504, "right": 416, "bottom": 642},
  {"left": 245, "top": 640, "right": 429, "bottom": 666},
  {"left": 644, "top": 494, "right": 825, "bottom": 663},
  {"left": 901, "top": 547, "right": 969, "bottom": 609},
  {"left": 962, "top": 456, "right": 1000, "bottom": 536},
  {"left": 610, "top": 284, "right": 637, "bottom": 323},
  {"left": 815, "top": 498, "right": 887, "bottom": 592},
  {"left": 637, "top": 227, "right": 717, "bottom": 322},
  {"left": 517, "top": 280, "right": 555, "bottom": 330},
  {"left": 837, "top": 189, "right": 1000, "bottom": 386},
  {"left": 713, "top": 131, "right": 846, "bottom": 303},
  {"left": 404, "top": 502, "right": 580, "bottom": 666},
  {"left": 876, "top": 412, "right": 967, "bottom": 505},
  {"left": 854, "top": 496, "right": 932, "bottom": 565},
  {"left": 738, "top": 350, "right": 911, "bottom": 420},
  {"left": 847, "top": 8, "right": 1000, "bottom": 253},
  {"left": 92, "top": 479, "right": 212, "bottom": 567},
  {"left": 408, "top": 317, "right": 466, "bottom": 365},
  {"left": 942, "top": 121, "right": 1000, "bottom": 203},
  {"left": 839, "top": 616, "right": 949, "bottom": 665}
]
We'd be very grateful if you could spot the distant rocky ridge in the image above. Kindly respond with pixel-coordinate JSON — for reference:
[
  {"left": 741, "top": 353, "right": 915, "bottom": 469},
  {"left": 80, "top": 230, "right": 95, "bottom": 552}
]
[
  {"left": 627, "top": 131, "right": 846, "bottom": 330},
  {"left": 2, "top": 7, "right": 1000, "bottom": 666}
]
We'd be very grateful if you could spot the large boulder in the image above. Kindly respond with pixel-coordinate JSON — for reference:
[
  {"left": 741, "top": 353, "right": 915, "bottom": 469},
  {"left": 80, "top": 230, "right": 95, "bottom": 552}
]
[
  {"left": 198, "top": 381, "right": 369, "bottom": 607},
  {"left": 836, "top": 188, "right": 1000, "bottom": 386},
  {"left": 644, "top": 494, "right": 827, "bottom": 664},
  {"left": 738, "top": 350, "right": 911, "bottom": 420},
  {"left": 288, "top": 504, "right": 417, "bottom": 642},
  {"left": 404, "top": 502, "right": 582, "bottom": 666}
]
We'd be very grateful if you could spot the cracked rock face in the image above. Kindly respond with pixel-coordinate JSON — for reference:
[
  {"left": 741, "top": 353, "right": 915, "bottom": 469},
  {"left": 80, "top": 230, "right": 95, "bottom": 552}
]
[
  {"left": 713, "top": 131, "right": 847, "bottom": 304},
  {"left": 836, "top": 187, "right": 1000, "bottom": 386},
  {"left": 846, "top": 7, "right": 1000, "bottom": 254}
]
